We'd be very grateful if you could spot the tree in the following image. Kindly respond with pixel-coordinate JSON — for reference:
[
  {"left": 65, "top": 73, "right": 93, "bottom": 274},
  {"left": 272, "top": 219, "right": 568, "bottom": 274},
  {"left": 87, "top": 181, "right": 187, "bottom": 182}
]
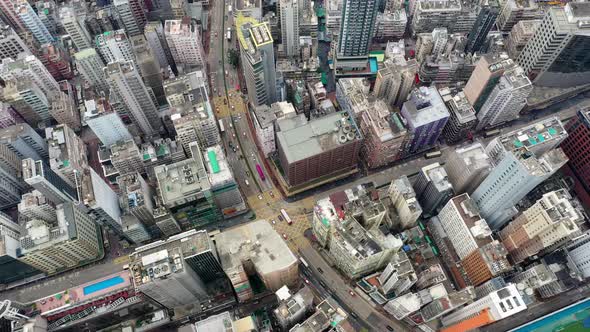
[{"left": 227, "top": 49, "right": 240, "bottom": 69}]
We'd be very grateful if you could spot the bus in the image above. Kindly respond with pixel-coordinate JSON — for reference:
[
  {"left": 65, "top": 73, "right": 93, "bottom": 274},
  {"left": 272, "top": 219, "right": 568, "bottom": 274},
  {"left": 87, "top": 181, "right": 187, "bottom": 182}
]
[
  {"left": 281, "top": 209, "right": 292, "bottom": 225},
  {"left": 300, "top": 257, "right": 309, "bottom": 268},
  {"left": 218, "top": 119, "right": 224, "bottom": 133},
  {"left": 226, "top": 28, "right": 231, "bottom": 41},
  {"left": 425, "top": 150, "right": 442, "bottom": 159},
  {"left": 484, "top": 128, "right": 501, "bottom": 138},
  {"left": 255, "top": 164, "right": 265, "bottom": 181}
]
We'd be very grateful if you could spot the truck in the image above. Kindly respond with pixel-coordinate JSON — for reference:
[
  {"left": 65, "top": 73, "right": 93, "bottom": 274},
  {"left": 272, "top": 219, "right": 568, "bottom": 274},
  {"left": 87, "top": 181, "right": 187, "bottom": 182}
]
[
  {"left": 255, "top": 164, "right": 265, "bottom": 181},
  {"left": 226, "top": 28, "right": 231, "bottom": 41}
]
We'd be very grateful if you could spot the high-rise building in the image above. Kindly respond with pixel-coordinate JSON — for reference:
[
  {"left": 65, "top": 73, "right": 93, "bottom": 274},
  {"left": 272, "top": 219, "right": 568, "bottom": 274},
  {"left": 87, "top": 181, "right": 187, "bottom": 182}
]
[
  {"left": 109, "top": 140, "right": 145, "bottom": 175},
  {"left": 41, "top": 43, "right": 74, "bottom": 82},
  {"left": 445, "top": 142, "right": 492, "bottom": 195},
  {"left": 144, "top": 21, "right": 173, "bottom": 70},
  {"left": 439, "top": 89, "right": 476, "bottom": 144},
  {"left": 82, "top": 94, "right": 133, "bottom": 147},
  {"left": 0, "top": 25, "right": 31, "bottom": 60},
  {"left": 496, "top": 0, "right": 543, "bottom": 32},
  {"left": 0, "top": 212, "right": 40, "bottom": 285},
  {"left": 74, "top": 48, "right": 109, "bottom": 93},
  {"left": 440, "top": 284, "right": 526, "bottom": 331},
  {"left": 561, "top": 110, "right": 590, "bottom": 198},
  {"left": 0, "top": 0, "right": 26, "bottom": 32},
  {"left": 505, "top": 20, "right": 541, "bottom": 59},
  {"left": 374, "top": 43, "right": 418, "bottom": 108},
  {"left": 155, "top": 142, "right": 219, "bottom": 229},
  {"left": 153, "top": 205, "right": 181, "bottom": 236},
  {"left": 164, "top": 18, "right": 205, "bottom": 70},
  {"left": 121, "top": 214, "right": 151, "bottom": 243},
  {"left": 0, "top": 54, "right": 60, "bottom": 96},
  {"left": 499, "top": 189, "right": 583, "bottom": 264},
  {"left": 276, "top": 111, "right": 362, "bottom": 187},
  {"left": 465, "top": 0, "right": 499, "bottom": 54},
  {"left": 22, "top": 158, "right": 77, "bottom": 204},
  {"left": 95, "top": 30, "right": 135, "bottom": 64},
  {"left": 374, "top": 10, "right": 407, "bottom": 41},
  {"left": 130, "top": 35, "right": 166, "bottom": 105},
  {"left": 566, "top": 231, "right": 590, "bottom": 279},
  {"left": 105, "top": 60, "right": 161, "bottom": 136},
  {"left": 236, "top": 13, "right": 277, "bottom": 106},
  {"left": 164, "top": 71, "right": 220, "bottom": 153},
  {"left": 0, "top": 102, "right": 23, "bottom": 128},
  {"left": 463, "top": 54, "right": 515, "bottom": 113},
  {"left": 410, "top": 0, "right": 476, "bottom": 34},
  {"left": 113, "top": 0, "right": 146, "bottom": 37},
  {"left": 378, "top": 251, "right": 417, "bottom": 296},
  {"left": 0, "top": 144, "right": 27, "bottom": 208},
  {"left": 359, "top": 100, "right": 407, "bottom": 168},
  {"left": 49, "top": 88, "right": 81, "bottom": 131},
  {"left": 400, "top": 86, "right": 450, "bottom": 156},
  {"left": 475, "top": 66, "right": 532, "bottom": 130},
  {"left": 204, "top": 145, "right": 247, "bottom": 218},
  {"left": 0, "top": 123, "right": 48, "bottom": 160},
  {"left": 279, "top": 0, "right": 299, "bottom": 58},
  {"left": 35, "top": 0, "right": 57, "bottom": 35},
  {"left": 336, "top": 0, "right": 378, "bottom": 68},
  {"left": 1, "top": 78, "right": 51, "bottom": 126},
  {"left": 18, "top": 190, "right": 56, "bottom": 222},
  {"left": 15, "top": 0, "right": 53, "bottom": 45},
  {"left": 117, "top": 172, "right": 155, "bottom": 228},
  {"left": 80, "top": 168, "right": 124, "bottom": 237},
  {"left": 472, "top": 117, "right": 569, "bottom": 229},
  {"left": 46, "top": 124, "right": 88, "bottom": 187},
  {"left": 517, "top": 3, "right": 590, "bottom": 88},
  {"left": 388, "top": 176, "right": 422, "bottom": 230},
  {"left": 437, "top": 194, "right": 511, "bottom": 286},
  {"left": 59, "top": 6, "right": 92, "bottom": 50},
  {"left": 128, "top": 230, "right": 213, "bottom": 309},
  {"left": 510, "top": 262, "right": 571, "bottom": 299},
  {"left": 274, "top": 286, "right": 314, "bottom": 330},
  {"left": 413, "top": 163, "right": 454, "bottom": 215},
  {"left": 18, "top": 202, "right": 102, "bottom": 274},
  {"left": 216, "top": 220, "right": 298, "bottom": 302}
]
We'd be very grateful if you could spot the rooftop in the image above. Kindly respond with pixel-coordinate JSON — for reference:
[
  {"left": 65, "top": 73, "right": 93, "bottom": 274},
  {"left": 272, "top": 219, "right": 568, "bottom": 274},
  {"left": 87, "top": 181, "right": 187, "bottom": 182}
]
[
  {"left": 440, "top": 90, "right": 476, "bottom": 123},
  {"left": 95, "top": 29, "right": 127, "bottom": 47},
  {"left": 448, "top": 194, "right": 493, "bottom": 249},
  {"left": 154, "top": 143, "right": 209, "bottom": 207},
  {"left": 402, "top": 86, "right": 450, "bottom": 127},
  {"left": 337, "top": 78, "right": 371, "bottom": 115},
  {"left": 236, "top": 13, "right": 272, "bottom": 55},
  {"left": 276, "top": 111, "right": 362, "bottom": 163},
  {"left": 204, "top": 145, "right": 235, "bottom": 187},
  {"left": 421, "top": 163, "right": 453, "bottom": 193},
  {"left": 164, "top": 18, "right": 195, "bottom": 36},
  {"left": 496, "top": 116, "right": 567, "bottom": 154},
  {"left": 110, "top": 140, "right": 141, "bottom": 161},
  {"left": 274, "top": 286, "right": 314, "bottom": 322},
  {"left": 194, "top": 311, "right": 235, "bottom": 332},
  {"left": 454, "top": 143, "right": 492, "bottom": 175},
  {"left": 130, "top": 230, "right": 214, "bottom": 288},
  {"left": 417, "top": 0, "right": 461, "bottom": 11},
  {"left": 46, "top": 125, "right": 79, "bottom": 172},
  {"left": 215, "top": 220, "right": 297, "bottom": 277},
  {"left": 19, "top": 204, "right": 78, "bottom": 253}
]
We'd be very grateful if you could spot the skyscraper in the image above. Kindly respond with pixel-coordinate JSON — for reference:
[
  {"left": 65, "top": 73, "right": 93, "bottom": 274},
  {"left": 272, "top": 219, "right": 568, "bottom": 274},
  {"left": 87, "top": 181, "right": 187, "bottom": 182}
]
[
  {"left": 130, "top": 35, "right": 166, "bottom": 105},
  {"left": 74, "top": 48, "right": 109, "bottom": 93},
  {"left": 475, "top": 66, "right": 532, "bottom": 130},
  {"left": 1, "top": 78, "right": 51, "bottom": 125},
  {"left": 104, "top": 60, "right": 161, "bottom": 136},
  {"left": 164, "top": 18, "right": 205, "bottom": 70},
  {"left": 95, "top": 30, "right": 135, "bottom": 64},
  {"left": 279, "top": 0, "right": 300, "bottom": 58},
  {"left": 59, "top": 6, "right": 92, "bottom": 50},
  {"left": 472, "top": 117, "right": 569, "bottom": 229},
  {"left": 0, "top": 0, "right": 26, "bottom": 32},
  {"left": 46, "top": 124, "right": 88, "bottom": 187},
  {"left": 413, "top": 162, "right": 454, "bottom": 215},
  {"left": 560, "top": 110, "right": 590, "bottom": 198},
  {"left": 22, "top": 158, "right": 78, "bottom": 204},
  {"left": 464, "top": 0, "right": 500, "bottom": 54},
  {"left": 113, "top": 0, "right": 146, "bottom": 37},
  {"left": 0, "top": 123, "right": 48, "bottom": 160},
  {"left": 445, "top": 142, "right": 492, "bottom": 195},
  {"left": 82, "top": 94, "right": 133, "bottom": 147},
  {"left": 336, "top": 0, "right": 378, "bottom": 68},
  {"left": 144, "top": 21, "right": 174, "bottom": 70},
  {"left": 463, "top": 54, "right": 515, "bottom": 113},
  {"left": 15, "top": 0, "right": 53, "bottom": 44},
  {"left": 236, "top": 13, "right": 277, "bottom": 106},
  {"left": 164, "top": 70, "right": 220, "bottom": 153},
  {"left": 517, "top": 3, "right": 590, "bottom": 88},
  {"left": 0, "top": 144, "right": 27, "bottom": 208},
  {"left": 0, "top": 212, "right": 40, "bottom": 284},
  {"left": 0, "top": 54, "right": 60, "bottom": 96},
  {"left": 0, "top": 25, "right": 31, "bottom": 60},
  {"left": 374, "top": 43, "right": 417, "bottom": 108}
]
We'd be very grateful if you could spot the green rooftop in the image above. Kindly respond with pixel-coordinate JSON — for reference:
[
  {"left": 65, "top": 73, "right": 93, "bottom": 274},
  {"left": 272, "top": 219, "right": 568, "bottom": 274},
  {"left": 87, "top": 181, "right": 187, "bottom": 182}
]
[
  {"left": 208, "top": 150, "right": 220, "bottom": 173},
  {"left": 548, "top": 127, "right": 557, "bottom": 135},
  {"left": 321, "top": 217, "right": 330, "bottom": 227}
]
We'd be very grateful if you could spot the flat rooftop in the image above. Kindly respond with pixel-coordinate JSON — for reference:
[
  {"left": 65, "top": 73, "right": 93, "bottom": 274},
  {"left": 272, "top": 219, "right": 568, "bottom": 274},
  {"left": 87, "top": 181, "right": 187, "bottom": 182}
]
[
  {"left": 454, "top": 143, "right": 492, "bottom": 173},
  {"left": 154, "top": 143, "right": 209, "bottom": 207},
  {"left": 422, "top": 163, "right": 453, "bottom": 193},
  {"left": 204, "top": 145, "right": 234, "bottom": 187},
  {"left": 194, "top": 311, "right": 235, "bottom": 332},
  {"left": 215, "top": 220, "right": 297, "bottom": 277},
  {"left": 276, "top": 111, "right": 361, "bottom": 164},
  {"left": 448, "top": 193, "right": 493, "bottom": 249},
  {"left": 497, "top": 116, "right": 566, "bottom": 153},
  {"left": 402, "top": 86, "right": 450, "bottom": 127}
]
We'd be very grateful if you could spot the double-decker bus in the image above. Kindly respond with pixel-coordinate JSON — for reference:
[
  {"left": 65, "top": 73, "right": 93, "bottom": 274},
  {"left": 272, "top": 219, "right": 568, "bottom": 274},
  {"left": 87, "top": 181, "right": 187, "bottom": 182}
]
[{"left": 281, "top": 209, "right": 292, "bottom": 225}]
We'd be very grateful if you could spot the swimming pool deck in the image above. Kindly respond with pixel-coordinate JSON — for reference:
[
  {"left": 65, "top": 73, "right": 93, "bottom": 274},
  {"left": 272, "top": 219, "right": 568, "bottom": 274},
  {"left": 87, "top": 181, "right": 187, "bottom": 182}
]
[
  {"left": 510, "top": 298, "right": 590, "bottom": 332},
  {"left": 35, "top": 271, "right": 131, "bottom": 315}
]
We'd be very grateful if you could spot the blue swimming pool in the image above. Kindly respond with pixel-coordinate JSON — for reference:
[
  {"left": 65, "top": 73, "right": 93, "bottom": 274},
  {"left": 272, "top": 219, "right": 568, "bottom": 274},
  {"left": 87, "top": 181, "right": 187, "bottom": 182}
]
[
  {"left": 83, "top": 276, "right": 125, "bottom": 295},
  {"left": 512, "top": 298, "right": 590, "bottom": 332},
  {"left": 369, "top": 58, "right": 378, "bottom": 73}
]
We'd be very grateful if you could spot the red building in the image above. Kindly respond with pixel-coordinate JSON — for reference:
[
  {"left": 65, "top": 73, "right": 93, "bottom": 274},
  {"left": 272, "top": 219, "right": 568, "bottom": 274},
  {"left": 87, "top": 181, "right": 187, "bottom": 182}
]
[
  {"left": 41, "top": 43, "right": 74, "bottom": 81},
  {"left": 561, "top": 110, "right": 590, "bottom": 205}
]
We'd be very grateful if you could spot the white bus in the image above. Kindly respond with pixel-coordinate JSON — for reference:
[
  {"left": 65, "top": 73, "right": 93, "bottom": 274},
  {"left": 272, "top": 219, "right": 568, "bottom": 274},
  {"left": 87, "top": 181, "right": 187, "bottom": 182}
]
[
  {"left": 300, "top": 257, "right": 309, "bottom": 268},
  {"left": 218, "top": 119, "right": 225, "bottom": 132},
  {"left": 280, "top": 209, "right": 292, "bottom": 225}
]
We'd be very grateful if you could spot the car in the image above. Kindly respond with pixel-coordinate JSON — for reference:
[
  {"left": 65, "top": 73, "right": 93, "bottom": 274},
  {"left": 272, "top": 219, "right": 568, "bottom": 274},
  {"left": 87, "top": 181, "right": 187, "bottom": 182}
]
[
  {"left": 317, "top": 267, "right": 324, "bottom": 274},
  {"left": 271, "top": 220, "right": 276, "bottom": 224},
  {"left": 350, "top": 312, "right": 359, "bottom": 319},
  {"left": 243, "top": 131, "right": 246, "bottom": 137},
  {"left": 269, "top": 191, "right": 274, "bottom": 198},
  {"left": 214, "top": 32, "right": 218, "bottom": 37},
  {"left": 258, "top": 194, "right": 263, "bottom": 200},
  {"left": 232, "top": 133, "right": 236, "bottom": 138},
  {"left": 251, "top": 152, "right": 255, "bottom": 157},
  {"left": 319, "top": 280, "right": 327, "bottom": 288},
  {"left": 278, "top": 215, "right": 284, "bottom": 221},
  {"left": 349, "top": 290, "right": 355, "bottom": 296},
  {"left": 231, "top": 105, "right": 235, "bottom": 109},
  {"left": 246, "top": 171, "right": 250, "bottom": 177},
  {"left": 282, "top": 233, "right": 288, "bottom": 239},
  {"left": 386, "top": 326, "right": 394, "bottom": 331},
  {"left": 304, "top": 278, "right": 310, "bottom": 284}
]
